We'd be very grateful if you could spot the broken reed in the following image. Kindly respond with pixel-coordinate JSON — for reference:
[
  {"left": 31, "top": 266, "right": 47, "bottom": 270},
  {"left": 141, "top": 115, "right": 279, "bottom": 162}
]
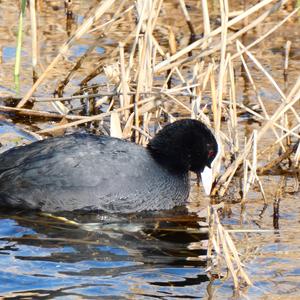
[{"left": 4, "top": 0, "right": 300, "bottom": 289}]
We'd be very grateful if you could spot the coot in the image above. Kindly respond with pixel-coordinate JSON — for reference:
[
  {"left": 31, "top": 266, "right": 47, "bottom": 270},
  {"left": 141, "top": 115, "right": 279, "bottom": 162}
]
[{"left": 0, "top": 119, "right": 218, "bottom": 213}]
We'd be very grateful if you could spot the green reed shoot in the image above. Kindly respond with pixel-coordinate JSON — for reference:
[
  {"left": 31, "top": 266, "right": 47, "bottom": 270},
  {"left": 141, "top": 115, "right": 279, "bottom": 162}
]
[{"left": 14, "top": 0, "right": 26, "bottom": 92}]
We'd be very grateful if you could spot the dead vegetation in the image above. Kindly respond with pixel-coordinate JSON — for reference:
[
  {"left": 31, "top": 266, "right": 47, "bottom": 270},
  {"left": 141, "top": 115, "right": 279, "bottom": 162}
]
[{"left": 0, "top": 0, "right": 299, "bottom": 290}]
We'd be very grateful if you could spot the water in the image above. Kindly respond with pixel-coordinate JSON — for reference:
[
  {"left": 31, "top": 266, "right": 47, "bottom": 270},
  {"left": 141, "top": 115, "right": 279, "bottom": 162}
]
[
  {"left": 0, "top": 209, "right": 210, "bottom": 299},
  {"left": 0, "top": 193, "right": 299, "bottom": 298}
]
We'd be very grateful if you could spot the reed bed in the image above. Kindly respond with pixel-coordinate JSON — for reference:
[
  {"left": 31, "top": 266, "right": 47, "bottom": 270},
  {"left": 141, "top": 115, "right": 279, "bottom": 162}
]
[{"left": 1, "top": 0, "right": 299, "bottom": 290}]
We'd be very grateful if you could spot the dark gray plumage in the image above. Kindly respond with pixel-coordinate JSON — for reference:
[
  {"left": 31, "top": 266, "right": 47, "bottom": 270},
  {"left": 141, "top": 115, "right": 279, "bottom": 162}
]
[{"left": 0, "top": 119, "right": 218, "bottom": 213}]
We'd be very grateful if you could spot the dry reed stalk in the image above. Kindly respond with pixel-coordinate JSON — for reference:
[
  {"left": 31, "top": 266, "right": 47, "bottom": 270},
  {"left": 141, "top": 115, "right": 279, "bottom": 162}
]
[
  {"left": 138, "top": 96, "right": 161, "bottom": 115},
  {"left": 228, "top": 56, "right": 239, "bottom": 154},
  {"left": 210, "top": 66, "right": 218, "bottom": 130},
  {"left": 212, "top": 138, "right": 252, "bottom": 197},
  {"left": 163, "top": 93, "right": 191, "bottom": 114},
  {"left": 215, "top": 83, "right": 300, "bottom": 195},
  {"left": 168, "top": 72, "right": 193, "bottom": 99},
  {"left": 223, "top": 229, "right": 252, "bottom": 286},
  {"left": 284, "top": 40, "right": 292, "bottom": 77},
  {"left": 150, "top": 33, "right": 183, "bottom": 90},
  {"left": 154, "top": 3, "right": 298, "bottom": 75},
  {"left": 242, "top": 155, "right": 249, "bottom": 202},
  {"left": 216, "top": 0, "right": 229, "bottom": 132},
  {"left": 126, "top": 0, "right": 149, "bottom": 78},
  {"left": 133, "top": 0, "right": 161, "bottom": 141},
  {"left": 29, "top": 0, "right": 38, "bottom": 80},
  {"left": 134, "top": 0, "right": 149, "bottom": 141},
  {"left": 201, "top": 0, "right": 211, "bottom": 49},
  {"left": 235, "top": 103, "right": 300, "bottom": 142},
  {"left": 18, "top": 0, "right": 116, "bottom": 107},
  {"left": 242, "top": 133, "right": 255, "bottom": 201},
  {"left": 119, "top": 42, "right": 130, "bottom": 119},
  {"left": 179, "top": 0, "right": 289, "bottom": 79},
  {"left": 216, "top": 221, "right": 239, "bottom": 287},
  {"left": 55, "top": 43, "right": 103, "bottom": 97},
  {"left": 256, "top": 78, "right": 300, "bottom": 142},
  {"left": 174, "top": 69, "right": 194, "bottom": 96},
  {"left": 162, "top": 59, "right": 175, "bottom": 90},
  {"left": 237, "top": 41, "right": 300, "bottom": 124},
  {"left": 231, "top": 7, "right": 299, "bottom": 61},
  {"left": 132, "top": 124, "right": 152, "bottom": 142},
  {"left": 295, "top": 144, "right": 300, "bottom": 167},
  {"left": 0, "top": 105, "right": 87, "bottom": 121},
  {"left": 139, "top": 112, "right": 152, "bottom": 146},
  {"left": 64, "top": 0, "right": 73, "bottom": 15},
  {"left": 178, "top": 0, "right": 196, "bottom": 38},
  {"left": 4, "top": 90, "right": 218, "bottom": 103},
  {"left": 207, "top": 206, "right": 252, "bottom": 288},
  {"left": 110, "top": 111, "right": 123, "bottom": 138},
  {"left": 154, "top": 0, "right": 279, "bottom": 73},
  {"left": 122, "top": 112, "right": 135, "bottom": 138},
  {"left": 197, "top": 0, "right": 286, "bottom": 61},
  {"left": 77, "top": 9, "right": 138, "bottom": 90},
  {"left": 202, "top": 63, "right": 214, "bottom": 93},
  {"left": 162, "top": 82, "right": 202, "bottom": 94},
  {"left": 55, "top": 0, "right": 131, "bottom": 96},
  {"left": 88, "top": 2, "right": 134, "bottom": 34},
  {"left": 166, "top": 27, "right": 177, "bottom": 88},
  {"left": 257, "top": 142, "right": 300, "bottom": 175},
  {"left": 36, "top": 97, "right": 156, "bottom": 135},
  {"left": 215, "top": 114, "right": 299, "bottom": 196},
  {"left": 252, "top": 145, "right": 267, "bottom": 202},
  {"left": 188, "top": 62, "right": 212, "bottom": 119},
  {"left": 236, "top": 41, "right": 286, "bottom": 151},
  {"left": 212, "top": 38, "right": 300, "bottom": 196},
  {"left": 214, "top": 0, "right": 228, "bottom": 135},
  {"left": 168, "top": 27, "right": 177, "bottom": 56},
  {"left": 242, "top": 131, "right": 266, "bottom": 202},
  {"left": 190, "top": 62, "right": 204, "bottom": 118},
  {"left": 50, "top": 98, "right": 69, "bottom": 115}
]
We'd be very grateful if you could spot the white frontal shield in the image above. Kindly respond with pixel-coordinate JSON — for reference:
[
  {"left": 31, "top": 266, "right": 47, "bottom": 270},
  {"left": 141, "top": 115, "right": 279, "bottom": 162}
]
[
  {"left": 200, "top": 166, "right": 213, "bottom": 195},
  {"left": 200, "top": 137, "right": 221, "bottom": 195}
]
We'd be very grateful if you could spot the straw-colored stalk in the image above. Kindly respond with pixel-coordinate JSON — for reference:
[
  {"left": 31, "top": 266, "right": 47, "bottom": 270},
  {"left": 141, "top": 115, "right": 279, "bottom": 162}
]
[
  {"left": 178, "top": 0, "right": 196, "bottom": 37},
  {"left": 18, "top": 0, "right": 116, "bottom": 107},
  {"left": 29, "top": 0, "right": 38, "bottom": 80},
  {"left": 36, "top": 97, "right": 156, "bottom": 135},
  {"left": 119, "top": 42, "right": 130, "bottom": 119},
  {"left": 154, "top": 0, "right": 282, "bottom": 73},
  {"left": 201, "top": 0, "right": 211, "bottom": 48},
  {"left": 207, "top": 206, "right": 252, "bottom": 289},
  {"left": 228, "top": 56, "right": 239, "bottom": 153},
  {"left": 284, "top": 40, "right": 292, "bottom": 75}
]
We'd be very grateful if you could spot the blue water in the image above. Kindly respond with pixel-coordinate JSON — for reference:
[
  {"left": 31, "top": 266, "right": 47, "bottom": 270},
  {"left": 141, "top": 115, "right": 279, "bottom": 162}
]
[
  {"left": 0, "top": 211, "right": 209, "bottom": 299},
  {"left": 0, "top": 197, "right": 299, "bottom": 299}
]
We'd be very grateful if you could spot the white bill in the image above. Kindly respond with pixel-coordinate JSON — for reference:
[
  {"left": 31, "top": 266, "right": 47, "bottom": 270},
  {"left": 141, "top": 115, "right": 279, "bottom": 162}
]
[{"left": 201, "top": 166, "right": 213, "bottom": 195}]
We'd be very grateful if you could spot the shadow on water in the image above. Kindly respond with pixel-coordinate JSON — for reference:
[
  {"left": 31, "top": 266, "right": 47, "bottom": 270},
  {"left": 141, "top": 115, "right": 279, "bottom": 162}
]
[{"left": 0, "top": 208, "right": 210, "bottom": 299}]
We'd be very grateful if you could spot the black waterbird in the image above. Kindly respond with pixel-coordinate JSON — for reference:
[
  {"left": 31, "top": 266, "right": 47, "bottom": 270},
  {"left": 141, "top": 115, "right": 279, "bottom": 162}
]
[{"left": 0, "top": 119, "right": 218, "bottom": 213}]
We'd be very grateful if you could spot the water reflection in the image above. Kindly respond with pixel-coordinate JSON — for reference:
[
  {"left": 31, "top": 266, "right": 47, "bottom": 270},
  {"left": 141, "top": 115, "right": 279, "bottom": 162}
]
[{"left": 0, "top": 209, "right": 209, "bottom": 298}]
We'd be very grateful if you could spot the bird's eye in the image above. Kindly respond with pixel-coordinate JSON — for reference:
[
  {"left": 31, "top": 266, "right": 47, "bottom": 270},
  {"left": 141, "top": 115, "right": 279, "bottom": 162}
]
[{"left": 208, "top": 150, "right": 215, "bottom": 158}]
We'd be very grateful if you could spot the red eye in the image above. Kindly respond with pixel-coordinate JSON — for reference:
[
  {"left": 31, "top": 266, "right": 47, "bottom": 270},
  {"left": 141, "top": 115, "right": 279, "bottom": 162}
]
[{"left": 208, "top": 150, "right": 215, "bottom": 158}]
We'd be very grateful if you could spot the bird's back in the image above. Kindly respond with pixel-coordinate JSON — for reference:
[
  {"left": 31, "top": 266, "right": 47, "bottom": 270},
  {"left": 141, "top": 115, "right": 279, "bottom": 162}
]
[{"left": 0, "top": 134, "right": 189, "bottom": 212}]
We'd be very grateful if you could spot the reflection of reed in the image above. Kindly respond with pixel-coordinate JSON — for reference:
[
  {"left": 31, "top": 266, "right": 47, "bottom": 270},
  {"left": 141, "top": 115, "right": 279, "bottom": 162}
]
[{"left": 206, "top": 205, "right": 252, "bottom": 289}]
